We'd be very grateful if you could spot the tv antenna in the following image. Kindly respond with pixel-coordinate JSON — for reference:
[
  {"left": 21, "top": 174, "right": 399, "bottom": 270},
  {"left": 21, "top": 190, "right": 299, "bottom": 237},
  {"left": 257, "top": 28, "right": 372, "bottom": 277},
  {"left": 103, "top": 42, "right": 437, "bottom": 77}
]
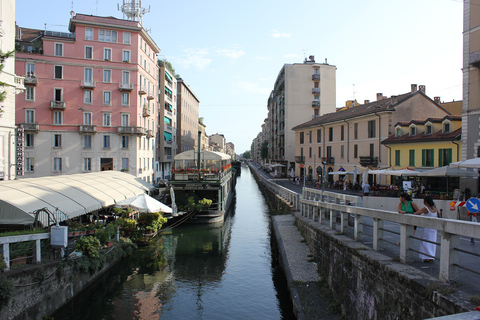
[{"left": 118, "top": 0, "right": 150, "bottom": 25}]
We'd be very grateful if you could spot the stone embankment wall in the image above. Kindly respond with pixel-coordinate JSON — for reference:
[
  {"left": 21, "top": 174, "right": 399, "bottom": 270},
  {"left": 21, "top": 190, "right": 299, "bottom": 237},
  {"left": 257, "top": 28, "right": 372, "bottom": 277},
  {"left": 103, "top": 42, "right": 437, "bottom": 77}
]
[{"left": 0, "top": 246, "right": 125, "bottom": 320}]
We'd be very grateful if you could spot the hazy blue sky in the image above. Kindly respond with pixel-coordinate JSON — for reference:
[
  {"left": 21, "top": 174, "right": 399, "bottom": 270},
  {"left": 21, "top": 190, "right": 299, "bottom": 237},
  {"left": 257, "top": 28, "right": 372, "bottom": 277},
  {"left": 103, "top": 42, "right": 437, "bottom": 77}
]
[{"left": 15, "top": 0, "right": 464, "bottom": 153}]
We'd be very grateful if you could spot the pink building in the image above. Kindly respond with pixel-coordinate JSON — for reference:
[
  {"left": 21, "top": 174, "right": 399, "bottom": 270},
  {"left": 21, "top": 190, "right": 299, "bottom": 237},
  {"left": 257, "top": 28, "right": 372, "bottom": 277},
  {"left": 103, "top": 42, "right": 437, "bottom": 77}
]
[{"left": 15, "top": 13, "right": 160, "bottom": 183}]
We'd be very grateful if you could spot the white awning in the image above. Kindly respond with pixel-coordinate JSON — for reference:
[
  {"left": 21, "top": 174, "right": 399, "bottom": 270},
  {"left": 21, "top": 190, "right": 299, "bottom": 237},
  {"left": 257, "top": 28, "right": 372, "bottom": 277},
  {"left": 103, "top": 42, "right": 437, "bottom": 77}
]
[
  {"left": 0, "top": 171, "right": 153, "bottom": 225},
  {"left": 174, "top": 149, "right": 231, "bottom": 161}
]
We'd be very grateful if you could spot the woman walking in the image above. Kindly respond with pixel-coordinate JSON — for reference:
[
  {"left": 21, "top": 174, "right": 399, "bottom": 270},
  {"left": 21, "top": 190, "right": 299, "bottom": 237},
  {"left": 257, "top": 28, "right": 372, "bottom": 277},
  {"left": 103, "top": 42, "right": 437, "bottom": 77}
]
[{"left": 414, "top": 195, "right": 439, "bottom": 263}]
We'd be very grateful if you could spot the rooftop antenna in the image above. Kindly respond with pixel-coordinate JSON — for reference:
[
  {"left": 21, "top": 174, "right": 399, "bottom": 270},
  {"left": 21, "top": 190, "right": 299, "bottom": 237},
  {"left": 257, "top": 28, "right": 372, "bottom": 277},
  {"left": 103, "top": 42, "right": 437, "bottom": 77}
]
[
  {"left": 70, "top": 0, "right": 75, "bottom": 17},
  {"left": 118, "top": 0, "right": 150, "bottom": 25}
]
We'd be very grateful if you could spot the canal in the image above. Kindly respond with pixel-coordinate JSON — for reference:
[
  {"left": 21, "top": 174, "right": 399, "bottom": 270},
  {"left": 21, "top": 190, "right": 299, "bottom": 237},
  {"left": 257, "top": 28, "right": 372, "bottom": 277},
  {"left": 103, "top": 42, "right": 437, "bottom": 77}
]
[{"left": 52, "top": 166, "right": 296, "bottom": 319}]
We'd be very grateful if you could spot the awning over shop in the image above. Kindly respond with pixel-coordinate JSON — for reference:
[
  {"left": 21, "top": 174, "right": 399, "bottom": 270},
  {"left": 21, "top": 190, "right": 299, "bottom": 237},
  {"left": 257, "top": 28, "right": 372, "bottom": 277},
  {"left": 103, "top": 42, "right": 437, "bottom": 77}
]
[
  {"left": 0, "top": 171, "right": 154, "bottom": 226},
  {"left": 164, "top": 131, "right": 173, "bottom": 141}
]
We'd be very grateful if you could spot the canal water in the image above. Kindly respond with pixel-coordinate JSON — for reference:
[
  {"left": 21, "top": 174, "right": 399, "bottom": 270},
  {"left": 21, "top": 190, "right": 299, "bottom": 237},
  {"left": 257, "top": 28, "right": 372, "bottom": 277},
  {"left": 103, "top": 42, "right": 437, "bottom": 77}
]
[{"left": 53, "top": 166, "right": 295, "bottom": 320}]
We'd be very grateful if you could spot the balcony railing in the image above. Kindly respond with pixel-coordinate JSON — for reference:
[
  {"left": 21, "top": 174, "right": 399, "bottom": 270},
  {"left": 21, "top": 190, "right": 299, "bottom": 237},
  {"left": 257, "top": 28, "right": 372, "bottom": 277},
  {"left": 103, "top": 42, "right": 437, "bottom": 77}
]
[
  {"left": 50, "top": 101, "right": 66, "bottom": 110},
  {"left": 21, "top": 123, "right": 39, "bottom": 132},
  {"left": 295, "top": 156, "right": 305, "bottom": 164},
  {"left": 321, "top": 157, "right": 335, "bottom": 165},
  {"left": 24, "top": 75, "right": 38, "bottom": 85},
  {"left": 15, "top": 75, "right": 25, "bottom": 93},
  {"left": 359, "top": 156, "right": 378, "bottom": 167},
  {"left": 312, "top": 74, "right": 320, "bottom": 80},
  {"left": 119, "top": 83, "right": 134, "bottom": 91},
  {"left": 143, "top": 105, "right": 151, "bottom": 117},
  {"left": 117, "top": 126, "right": 147, "bottom": 135},
  {"left": 312, "top": 99, "right": 320, "bottom": 107},
  {"left": 312, "top": 88, "right": 320, "bottom": 94},
  {"left": 147, "top": 91, "right": 155, "bottom": 100},
  {"left": 79, "top": 125, "right": 97, "bottom": 133},
  {"left": 81, "top": 80, "right": 96, "bottom": 89},
  {"left": 146, "top": 129, "right": 154, "bottom": 138},
  {"left": 138, "top": 86, "right": 147, "bottom": 95}
]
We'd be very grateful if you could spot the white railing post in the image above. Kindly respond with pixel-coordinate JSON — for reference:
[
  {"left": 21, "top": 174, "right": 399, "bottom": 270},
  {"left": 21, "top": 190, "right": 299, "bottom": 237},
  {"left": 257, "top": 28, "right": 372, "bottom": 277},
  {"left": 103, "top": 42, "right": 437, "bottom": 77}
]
[
  {"left": 329, "top": 208, "right": 334, "bottom": 230},
  {"left": 373, "top": 218, "right": 384, "bottom": 251},
  {"left": 3, "top": 243, "right": 10, "bottom": 271},
  {"left": 339, "top": 211, "right": 347, "bottom": 233},
  {"left": 399, "top": 224, "right": 415, "bottom": 263},
  {"left": 440, "top": 232, "right": 460, "bottom": 282},
  {"left": 34, "top": 239, "right": 42, "bottom": 264},
  {"left": 354, "top": 214, "right": 363, "bottom": 241}
]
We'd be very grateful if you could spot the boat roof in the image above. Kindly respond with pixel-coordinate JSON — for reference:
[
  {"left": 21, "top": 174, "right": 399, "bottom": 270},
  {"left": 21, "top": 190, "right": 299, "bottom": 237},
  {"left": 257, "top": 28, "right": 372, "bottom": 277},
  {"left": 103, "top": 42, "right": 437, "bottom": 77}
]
[{"left": 174, "top": 150, "right": 231, "bottom": 161}]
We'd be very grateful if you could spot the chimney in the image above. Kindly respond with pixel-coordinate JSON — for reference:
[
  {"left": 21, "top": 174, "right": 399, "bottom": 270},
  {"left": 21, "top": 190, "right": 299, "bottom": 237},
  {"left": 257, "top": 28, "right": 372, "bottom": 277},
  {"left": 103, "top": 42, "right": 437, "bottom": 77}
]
[
  {"left": 391, "top": 95, "right": 397, "bottom": 105},
  {"left": 419, "top": 85, "right": 426, "bottom": 93},
  {"left": 309, "top": 55, "right": 315, "bottom": 62},
  {"left": 411, "top": 84, "right": 417, "bottom": 92},
  {"left": 376, "top": 93, "right": 384, "bottom": 101},
  {"left": 364, "top": 100, "right": 370, "bottom": 104},
  {"left": 434, "top": 96, "right": 441, "bottom": 104}
]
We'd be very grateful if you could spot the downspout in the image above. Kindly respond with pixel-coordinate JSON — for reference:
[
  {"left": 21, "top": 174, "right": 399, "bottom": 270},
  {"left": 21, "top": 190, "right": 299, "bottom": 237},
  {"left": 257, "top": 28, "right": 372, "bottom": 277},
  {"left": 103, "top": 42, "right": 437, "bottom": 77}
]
[
  {"left": 343, "top": 119, "right": 350, "bottom": 162},
  {"left": 374, "top": 111, "right": 381, "bottom": 163},
  {"left": 452, "top": 139, "right": 460, "bottom": 162},
  {"left": 385, "top": 145, "right": 392, "bottom": 168},
  {"left": 319, "top": 124, "right": 325, "bottom": 159}
]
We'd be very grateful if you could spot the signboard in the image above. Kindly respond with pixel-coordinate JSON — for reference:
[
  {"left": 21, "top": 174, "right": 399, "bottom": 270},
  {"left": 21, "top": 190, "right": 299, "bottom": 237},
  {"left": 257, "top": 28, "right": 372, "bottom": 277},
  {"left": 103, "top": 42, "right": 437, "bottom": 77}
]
[
  {"left": 402, "top": 181, "right": 412, "bottom": 191},
  {"left": 16, "top": 128, "right": 24, "bottom": 177},
  {"left": 466, "top": 198, "right": 480, "bottom": 213}
]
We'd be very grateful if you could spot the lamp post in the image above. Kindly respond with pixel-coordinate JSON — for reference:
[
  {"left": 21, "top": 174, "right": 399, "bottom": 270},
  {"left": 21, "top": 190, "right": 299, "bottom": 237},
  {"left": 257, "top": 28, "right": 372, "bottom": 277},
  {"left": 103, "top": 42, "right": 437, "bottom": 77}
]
[{"left": 321, "top": 160, "right": 327, "bottom": 201}]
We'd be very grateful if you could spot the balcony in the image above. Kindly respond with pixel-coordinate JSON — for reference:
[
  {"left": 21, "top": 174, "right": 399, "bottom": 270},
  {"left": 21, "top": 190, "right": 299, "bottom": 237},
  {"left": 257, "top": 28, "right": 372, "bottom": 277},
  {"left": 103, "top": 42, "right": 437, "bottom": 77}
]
[
  {"left": 312, "top": 74, "right": 320, "bottom": 81},
  {"left": 312, "top": 88, "right": 320, "bottom": 94},
  {"left": 295, "top": 156, "right": 305, "bottom": 164},
  {"left": 81, "top": 80, "right": 96, "bottom": 89},
  {"left": 20, "top": 123, "right": 39, "bottom": 132},
  {"left": 15, "top": 75, "right": 25, "bottom": 93},
  {"left": 24, "top": 75, "right": 38, "bottom": 86},
  {"left": 117, "top": 126, "right": 147, "bottom": 135},
  {"left": 138, "top": 86, "right": 147, "bottom": 95},
  {"left": 321, "top": 157, "right": 335, "bottom": 165},
  {"left": 119, "top": 83, "right": 134, "bottom": 91},
  {"left": 359, "top": 156, "right": 378, "bottom": 167},
  {"left": 312, "top": 99, "right": 320, "bottom": 107},
  {"left": 470, "top": 50, "right": 480, "bottom": 69},
  {"left": 146, "top": 129, "right": 154, "bottom": 138},
  {"left": 50, "top": 101, "right": 66, "bottom": 110},
  {"left": 165, "top": 125, "right": 172, "bottom": 131},
  {"left": 143, "top": 105, "right": 151, "bottom": 117},
  {"left": 147, "top": 92, "right": 154, "bottom": 100},
  {"left": 79, "top": 125, "right": 97, "bottom": 133}
]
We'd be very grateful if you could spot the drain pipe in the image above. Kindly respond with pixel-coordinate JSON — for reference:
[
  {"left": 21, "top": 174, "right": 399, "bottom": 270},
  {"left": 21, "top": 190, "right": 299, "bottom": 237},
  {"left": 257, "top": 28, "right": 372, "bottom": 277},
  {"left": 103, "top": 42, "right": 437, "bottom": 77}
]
[
  {"left": 452, "top": 140, "right": 460, "bottom": 162},
  {"left": 197, "top": 130, "right": 201, "bottom": 171}
]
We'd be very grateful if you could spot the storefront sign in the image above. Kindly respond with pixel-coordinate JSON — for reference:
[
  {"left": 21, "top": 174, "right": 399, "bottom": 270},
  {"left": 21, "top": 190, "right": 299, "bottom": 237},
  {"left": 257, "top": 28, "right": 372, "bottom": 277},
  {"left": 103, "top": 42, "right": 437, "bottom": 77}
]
[{"left": 16, "top": 128, "right": 24, "bottom": 176}]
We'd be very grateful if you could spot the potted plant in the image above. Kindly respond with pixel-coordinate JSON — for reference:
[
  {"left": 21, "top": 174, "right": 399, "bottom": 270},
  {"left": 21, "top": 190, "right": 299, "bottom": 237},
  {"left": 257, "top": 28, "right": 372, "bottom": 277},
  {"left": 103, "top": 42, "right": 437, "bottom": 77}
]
[{"left": 76, "top": 236, "right": 101, "bottom": 259}]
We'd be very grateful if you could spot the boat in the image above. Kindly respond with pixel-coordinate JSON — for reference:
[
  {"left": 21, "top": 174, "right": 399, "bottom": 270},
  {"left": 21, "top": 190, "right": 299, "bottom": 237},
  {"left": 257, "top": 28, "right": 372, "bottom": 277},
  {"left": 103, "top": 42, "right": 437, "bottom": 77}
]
[
  {"left": 169, "top": 149, "right": 236, "bottom": 224},
  {"left": 231, "top": 160, "right": 242, "bottom": 176}
]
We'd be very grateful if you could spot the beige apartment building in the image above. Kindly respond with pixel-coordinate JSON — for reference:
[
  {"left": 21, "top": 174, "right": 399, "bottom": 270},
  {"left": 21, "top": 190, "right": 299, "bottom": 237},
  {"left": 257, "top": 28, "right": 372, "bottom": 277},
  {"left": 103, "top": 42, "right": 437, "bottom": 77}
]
[
  {"left": 292, "top": 85, "right": 450, "bottom": 185},
  {"left": 462, "top": 0, "right": 480, "bottom": 193},
  {"left": 176, "top": 77, "right": 199, "bottom": 152},
  {"left": 209, "top": 133, "right": 226, "bottom": 153},
  {"left": 267, "top": 55, "right": 336, "bottom": 171}
]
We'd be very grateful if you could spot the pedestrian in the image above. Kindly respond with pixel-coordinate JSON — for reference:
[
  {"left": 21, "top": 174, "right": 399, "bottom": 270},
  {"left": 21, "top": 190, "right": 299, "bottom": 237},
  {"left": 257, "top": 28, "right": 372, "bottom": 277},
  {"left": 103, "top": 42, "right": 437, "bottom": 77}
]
[
  {"left": 414, "top": 195, "right": 439, "bottom": 263},
  {"left": 397, "top": 192, "right": 419, "bottom": 234},
  {"left": 315, "top": 180, "right": 320, "bottom": 189},
  {"left": 363, "top": 181, "right": 370, "bottom": 196},
  {"left": 468, "top": 211, "right": 477, "bottom": 244}
]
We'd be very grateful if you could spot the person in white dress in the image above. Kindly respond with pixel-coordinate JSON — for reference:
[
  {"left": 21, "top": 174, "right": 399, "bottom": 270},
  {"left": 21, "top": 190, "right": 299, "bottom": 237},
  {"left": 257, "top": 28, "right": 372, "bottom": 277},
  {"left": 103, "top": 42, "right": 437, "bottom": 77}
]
[{"left": 414, "top": 195, "right": 439, "bottom": 263}]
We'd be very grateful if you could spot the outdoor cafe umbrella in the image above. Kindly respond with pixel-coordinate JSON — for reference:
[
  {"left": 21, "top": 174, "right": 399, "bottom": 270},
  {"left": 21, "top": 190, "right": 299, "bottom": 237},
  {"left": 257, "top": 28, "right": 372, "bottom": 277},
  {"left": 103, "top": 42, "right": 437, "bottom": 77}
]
[
  {"left": 450, "top": 158, "right": 480, "bottom": 169},
  {"left": 352, "top": 167, "right": 360, "bottom": 185},
  {"left": 116, "top": 193, "right": 173, "bottom": 214},
  {"left": 416, "top": 166, "right": 478, "bottom": 194}
]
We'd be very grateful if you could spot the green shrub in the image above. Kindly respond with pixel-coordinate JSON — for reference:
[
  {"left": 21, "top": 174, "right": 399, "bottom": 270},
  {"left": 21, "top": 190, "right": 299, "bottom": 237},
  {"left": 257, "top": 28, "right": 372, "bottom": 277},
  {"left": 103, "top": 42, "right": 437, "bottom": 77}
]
[
  {"left": 118, "top": 218, "right": 137, "bottom": 231},
  {"left": 0, "top": 277, "right": 13, "bottom": 309},
  {"left": 0, "top": 255, "right": 6, "bottom": 272},
  {"left": 138, "top": 212, "right": 167, "bottom": 233},
  {"left": 76, "top": 236, "right": 101, "bottom": 259},
  {"left": 198, "top": 198, "right": 212, "bottom": 207}
]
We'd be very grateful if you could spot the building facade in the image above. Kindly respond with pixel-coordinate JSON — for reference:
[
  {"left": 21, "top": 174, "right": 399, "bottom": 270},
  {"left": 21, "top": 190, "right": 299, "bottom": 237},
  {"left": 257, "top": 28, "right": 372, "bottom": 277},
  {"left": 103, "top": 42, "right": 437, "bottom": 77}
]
[
  {"left": 0, "top": 0, "right": 25, "bottom": 181},
  {"left": 15, "top": 13, "right": 160, "bottom": 182},
  {"left": 176, "top": 78, "right": 199, "bottom": 152},
  {"left": 267, "top": 55, "right": 336, "bottom": 171},
  {"left": 209, "top": 133, "right": 226, "bottom": 153}
]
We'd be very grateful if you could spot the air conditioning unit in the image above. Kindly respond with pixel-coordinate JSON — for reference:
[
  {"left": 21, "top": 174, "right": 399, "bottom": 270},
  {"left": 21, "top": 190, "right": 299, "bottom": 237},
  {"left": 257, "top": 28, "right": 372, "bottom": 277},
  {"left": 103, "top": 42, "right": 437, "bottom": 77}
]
[{"left": 51, "top": 225, "right": 68, "bottom": 247}]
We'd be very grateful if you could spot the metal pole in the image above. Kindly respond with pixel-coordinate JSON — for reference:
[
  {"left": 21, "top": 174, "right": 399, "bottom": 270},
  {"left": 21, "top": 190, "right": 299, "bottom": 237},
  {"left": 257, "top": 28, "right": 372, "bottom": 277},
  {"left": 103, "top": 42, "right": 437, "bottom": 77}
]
[
  {"left": 314, "top": 154, "right": 316, "bottom": 182},
  {"left": 321, "top": 161, "right": 327, "bottom": 201}
]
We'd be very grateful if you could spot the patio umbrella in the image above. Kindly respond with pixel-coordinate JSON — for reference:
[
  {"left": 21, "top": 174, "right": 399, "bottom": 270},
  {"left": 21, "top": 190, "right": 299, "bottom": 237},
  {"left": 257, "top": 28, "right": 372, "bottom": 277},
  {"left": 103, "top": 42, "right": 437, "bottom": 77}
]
[
  {"left": 450, "top": 158, "right": 480, "bottom": 169},
  {"left": 352, "top": 167, "right": 360, "bottom": 185},
  {"left": 416, "top": 166, "right": 478, "bottom": 194},
  {"left": 382, "top": 168, "right": 420, "bottom": 176},
  {"left": 362, "top": 167, "right": 369, "bottom": 188},
  {"left": 116, "top": 193, "right": 173, "bottom": 214}
]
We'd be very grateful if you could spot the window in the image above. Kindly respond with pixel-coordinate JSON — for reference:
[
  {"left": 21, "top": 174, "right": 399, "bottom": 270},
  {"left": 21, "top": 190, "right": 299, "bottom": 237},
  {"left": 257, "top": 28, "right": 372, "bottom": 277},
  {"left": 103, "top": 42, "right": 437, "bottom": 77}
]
[
  {"left": 84, "top": 68, "right": 93, "bottom": 84},
  {"left": 354, "top": 144, "right": 358, "bottom": 158},
  {"left": 395, "top": 150, "right": 401, "bottom": 166},
  {"left": 122, "top": 158, "right": 129, "bottom": 171},
  {"left": 103, "top": 69, "right": 111, "bottom": 83},
  {"left": 54, "top": 65, "right": 62, "bottom": 79},
  {"left": 26, "top": 158, "right": 34, "bottom": 172},
  {"left": 104, "top": 48, "right": 112, "bottom": 60},
  {"left": 409, "top": 150, "right": 415, "bottom": 166},
  {"left": 26, "top": 62, "right": 35, "bottom": 76},
  {"left": 85, "top": 46, "right": 93, "bottom": 59},
  {"left": 122, "top": 71, "right": 130, "bottom": 84},
  {"left": 396, "top": 127, "right": 402, "bottom": 137},
  {"left": 309, "top": 147, "right": 312, "bottom": 158},
  {"left": 103, "top": 135, "right": 111, "bottom": 148},
  {"left": 53, "top": 111, "right": 63, "bottom": 125},
  {"left": 53, "top": 158, "right": 62, "bottom": 172},
  {"left": 25, "top": 110, "right": 35, "bottom": 123},
  {"left": 422, "top": 149, "right": 434, "bottom": 167},
  {"left": 329, "top": 127, "right": 333, "bottom": 141},
  {"left": 309, "top": 131, "right": 312, "bottom": 143},
  {"left": 326, "top": 146, "right": 332, "bottom": 158},
  {"left": 410, "top": 126, "right": 416, "bottom": 136},
  {"left": 318, "top": 147, "right": 321, "bottom": 158},
  {"left": 122, "top": 135, "right": 129, "bottom": 148},
  {"left": 84, "top": 135, "right": 92, "bottom": 148},
  {"left": 354, "top": 123, "right": 358, "bottom": 139},
  {"left": 83, "top": 158, "right": 92, "bottom": 171},
  {"left": 367, "top": 120, "right": 376, "bottom": 138},
  {"left": 443, "top": 122, "right": 451, "bottom": 133},
  {"left": 26, "top": 133, "right": 34, "bottom": 147},
  {"left": 439, "top": 148, "right": 453, "bottom": 166},
  {"left": 426, "top": 124, "right": 433, "bottom": 135},
  {"left": 84, "top": 90, "right": 92, "bottom": 104},
  {"left": 83, "top": 112, "right": 92, "bottom": 125},
  {"left": 300, "top": 132, "right": 304, "bottom": 144},
  {"left": 54, "top": 88, "right": 62, "bottom": 102},
  {"left": 103, "top": 91, "right": 111, "bottom": 105},
  {"left": 122, "top": 92, "right": 130, "bottom": 106},
  {"left": 103, "top": 113, "right": 111, "bottom": 126},
  {"left": 341, "top": 125, "right": 344, "bottom": 141},
  {"left": 54, "top": 134, "right": 62, "bottom": 148},
  {"left": 54, "top": 43, "right": 63, "bottom": 56},
  {"left": 26, "top": 87, "right": 34, "bottom": 101},
  {"left": 123, "top": 32, "right": 131, "bottom": 44},
  {"left": 122, "top": 50, "right": 130, "bottom": 62},
  {"left": 317, "top": 129, "right": 321, "bottom": 143},
  {"left": 85, "top": 28, "right": 93, "bottom": 40},
  {"left": 121, "top": 114, "right": 130, "bottom": 126},
  {"left": 99, "top": 29, "right": 117, "bottom": 43},
  {"left": 341, "top": 145, "right": 344, "bottom": 158},
  {"left": 369, "top": 144, "right": 374, "bottom": 157}
]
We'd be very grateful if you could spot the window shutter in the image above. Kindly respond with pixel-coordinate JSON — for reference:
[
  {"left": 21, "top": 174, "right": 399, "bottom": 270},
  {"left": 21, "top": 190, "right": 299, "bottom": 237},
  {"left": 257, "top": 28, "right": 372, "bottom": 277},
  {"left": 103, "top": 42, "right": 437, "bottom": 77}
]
[
  {"left": 438, "top": 148, "right": 443, "bottom": 167},
  {"left": 430, "top": 149, "right": 435, "bottom": 167},
  {"left": 422, "top": 149, "right": 426, "bottom": 167},
  {"left": 448, "top": 149, "right": 452, "bottom": 164}
]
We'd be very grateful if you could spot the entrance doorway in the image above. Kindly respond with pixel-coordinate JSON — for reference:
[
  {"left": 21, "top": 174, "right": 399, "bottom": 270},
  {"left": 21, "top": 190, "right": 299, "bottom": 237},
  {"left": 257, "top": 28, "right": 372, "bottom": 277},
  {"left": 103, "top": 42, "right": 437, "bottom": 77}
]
[{"left": 101, "top": 158, "right": 113, "bottom": 171}]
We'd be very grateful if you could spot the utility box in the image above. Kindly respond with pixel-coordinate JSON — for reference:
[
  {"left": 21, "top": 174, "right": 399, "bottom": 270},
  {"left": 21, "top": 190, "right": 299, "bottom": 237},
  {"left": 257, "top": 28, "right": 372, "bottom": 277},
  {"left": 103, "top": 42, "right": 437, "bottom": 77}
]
[{"left": 51, "top": 226, "right": 68, "bottom": 247}]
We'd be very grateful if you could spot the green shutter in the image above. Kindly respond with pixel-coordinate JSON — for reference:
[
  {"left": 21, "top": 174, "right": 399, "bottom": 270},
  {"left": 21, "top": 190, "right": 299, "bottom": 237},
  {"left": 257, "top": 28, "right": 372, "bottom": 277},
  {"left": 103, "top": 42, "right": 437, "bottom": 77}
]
[
  {"left": 422, "top": 149, "right": 426, "bottom": 167},
  {"left": 448, "top": 149, "right": 452, "bottom": 164},
  {"left": 438, "top": 148, "right": 443, "bottom": 167},
  {"left": 431, "top": 149, "right": 435, "bottom": 167}
]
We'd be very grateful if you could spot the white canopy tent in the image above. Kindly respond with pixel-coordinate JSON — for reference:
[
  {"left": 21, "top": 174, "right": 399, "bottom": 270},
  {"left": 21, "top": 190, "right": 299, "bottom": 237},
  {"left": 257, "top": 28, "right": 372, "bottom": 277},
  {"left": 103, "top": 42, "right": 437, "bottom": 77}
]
[
  {"left": 116, "top": 194, "right": 172, "bottom": 213},
  {"left": 0, "top": 171, "right": 154, "bottom": 225},
  {"left": 450, "top": 158, "right": 480, "bottom": 169},
  {"left": 416, "top": 166, "right": 478, "bottom": 177},
  {"left": 174, "top": 150, "right": 231, "bottom": 161}
]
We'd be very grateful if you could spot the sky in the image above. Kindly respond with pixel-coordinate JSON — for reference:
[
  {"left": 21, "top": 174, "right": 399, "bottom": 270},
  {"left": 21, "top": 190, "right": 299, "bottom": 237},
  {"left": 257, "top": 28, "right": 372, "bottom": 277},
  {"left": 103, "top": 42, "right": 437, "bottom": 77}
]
[{"left": 15, "top": 0, "right": 464, "bottom": 154}]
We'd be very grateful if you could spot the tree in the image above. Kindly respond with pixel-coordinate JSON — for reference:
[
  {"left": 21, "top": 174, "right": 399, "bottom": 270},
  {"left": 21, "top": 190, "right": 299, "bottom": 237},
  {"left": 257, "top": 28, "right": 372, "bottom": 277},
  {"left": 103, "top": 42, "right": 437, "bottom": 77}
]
[
  {"left": 157, "top": 59, "right": 177, "bottom": 77},
  {"left": 242, "top": 150, "right": 251, "bottom": 159},
  {"left": 0, "top": 51, "right": 14, "bottom": 105},
  {"left": 260, "top": 141, "right": 269, "bottom": 162}
]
